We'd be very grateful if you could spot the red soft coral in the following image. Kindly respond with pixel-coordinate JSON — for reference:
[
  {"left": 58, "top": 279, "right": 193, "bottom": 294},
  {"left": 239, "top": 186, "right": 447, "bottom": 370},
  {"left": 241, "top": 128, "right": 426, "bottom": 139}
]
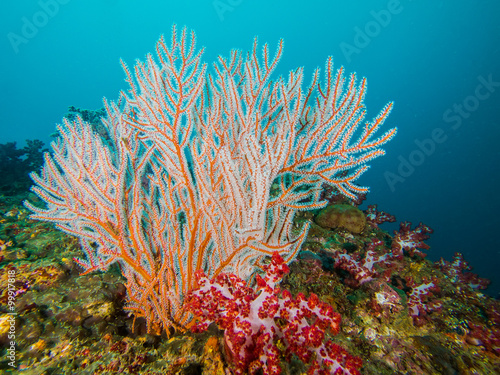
[{"left": 185, "top": 252, "right": 361, "bottom": 375}]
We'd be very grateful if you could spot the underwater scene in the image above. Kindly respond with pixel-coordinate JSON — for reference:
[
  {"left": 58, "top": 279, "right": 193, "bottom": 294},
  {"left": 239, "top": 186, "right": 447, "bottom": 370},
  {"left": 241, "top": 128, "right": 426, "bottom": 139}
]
[{"left": 0, "top": 1, "right": 499, "bottom": 374}]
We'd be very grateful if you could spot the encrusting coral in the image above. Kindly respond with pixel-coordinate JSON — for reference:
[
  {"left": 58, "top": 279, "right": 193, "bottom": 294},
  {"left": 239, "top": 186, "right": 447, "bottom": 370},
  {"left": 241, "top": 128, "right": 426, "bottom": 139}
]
[{"left": 315, "top": 204, "right": 367, "bottom": 234}]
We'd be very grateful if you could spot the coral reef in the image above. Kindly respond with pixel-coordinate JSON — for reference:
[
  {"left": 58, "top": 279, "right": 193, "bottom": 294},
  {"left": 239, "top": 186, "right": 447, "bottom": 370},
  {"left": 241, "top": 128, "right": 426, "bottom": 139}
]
[
  {"left": 0, "top": 189, "right": 499, "bottom": 373},
  {"left": 1, "top": 27, "right": 498, "bottom": 375},
  {"left": 0, "top": 140, "right": 47, "bottom": 195}
]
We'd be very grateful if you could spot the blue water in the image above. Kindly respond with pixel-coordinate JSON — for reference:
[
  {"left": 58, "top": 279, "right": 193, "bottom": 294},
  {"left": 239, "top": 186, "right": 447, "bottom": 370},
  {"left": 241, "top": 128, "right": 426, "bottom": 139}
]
[{"left": 1, "top": 0, "right": 499, "bottom": 296}]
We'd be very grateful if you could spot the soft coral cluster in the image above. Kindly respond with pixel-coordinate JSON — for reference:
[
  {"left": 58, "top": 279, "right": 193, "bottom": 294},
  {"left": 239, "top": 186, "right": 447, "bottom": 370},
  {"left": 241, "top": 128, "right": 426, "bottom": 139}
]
[
  {"left": 333, "top": 239, "right": 394, "bottom": 287},
  {"left": 184, "top": 252, "right": 362, "bottom": 375},
  {"left": 364, "top": 204, "right": 396, "bottom": 226},
  {"left": 405, "top": 277, "right": 442, "bottom": 326},
  {"left": 392, "top": 221, "right": 433, "bottom": 258},
  {"left": 435, "top": 252, "right": 490, "bottom": 290}
]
